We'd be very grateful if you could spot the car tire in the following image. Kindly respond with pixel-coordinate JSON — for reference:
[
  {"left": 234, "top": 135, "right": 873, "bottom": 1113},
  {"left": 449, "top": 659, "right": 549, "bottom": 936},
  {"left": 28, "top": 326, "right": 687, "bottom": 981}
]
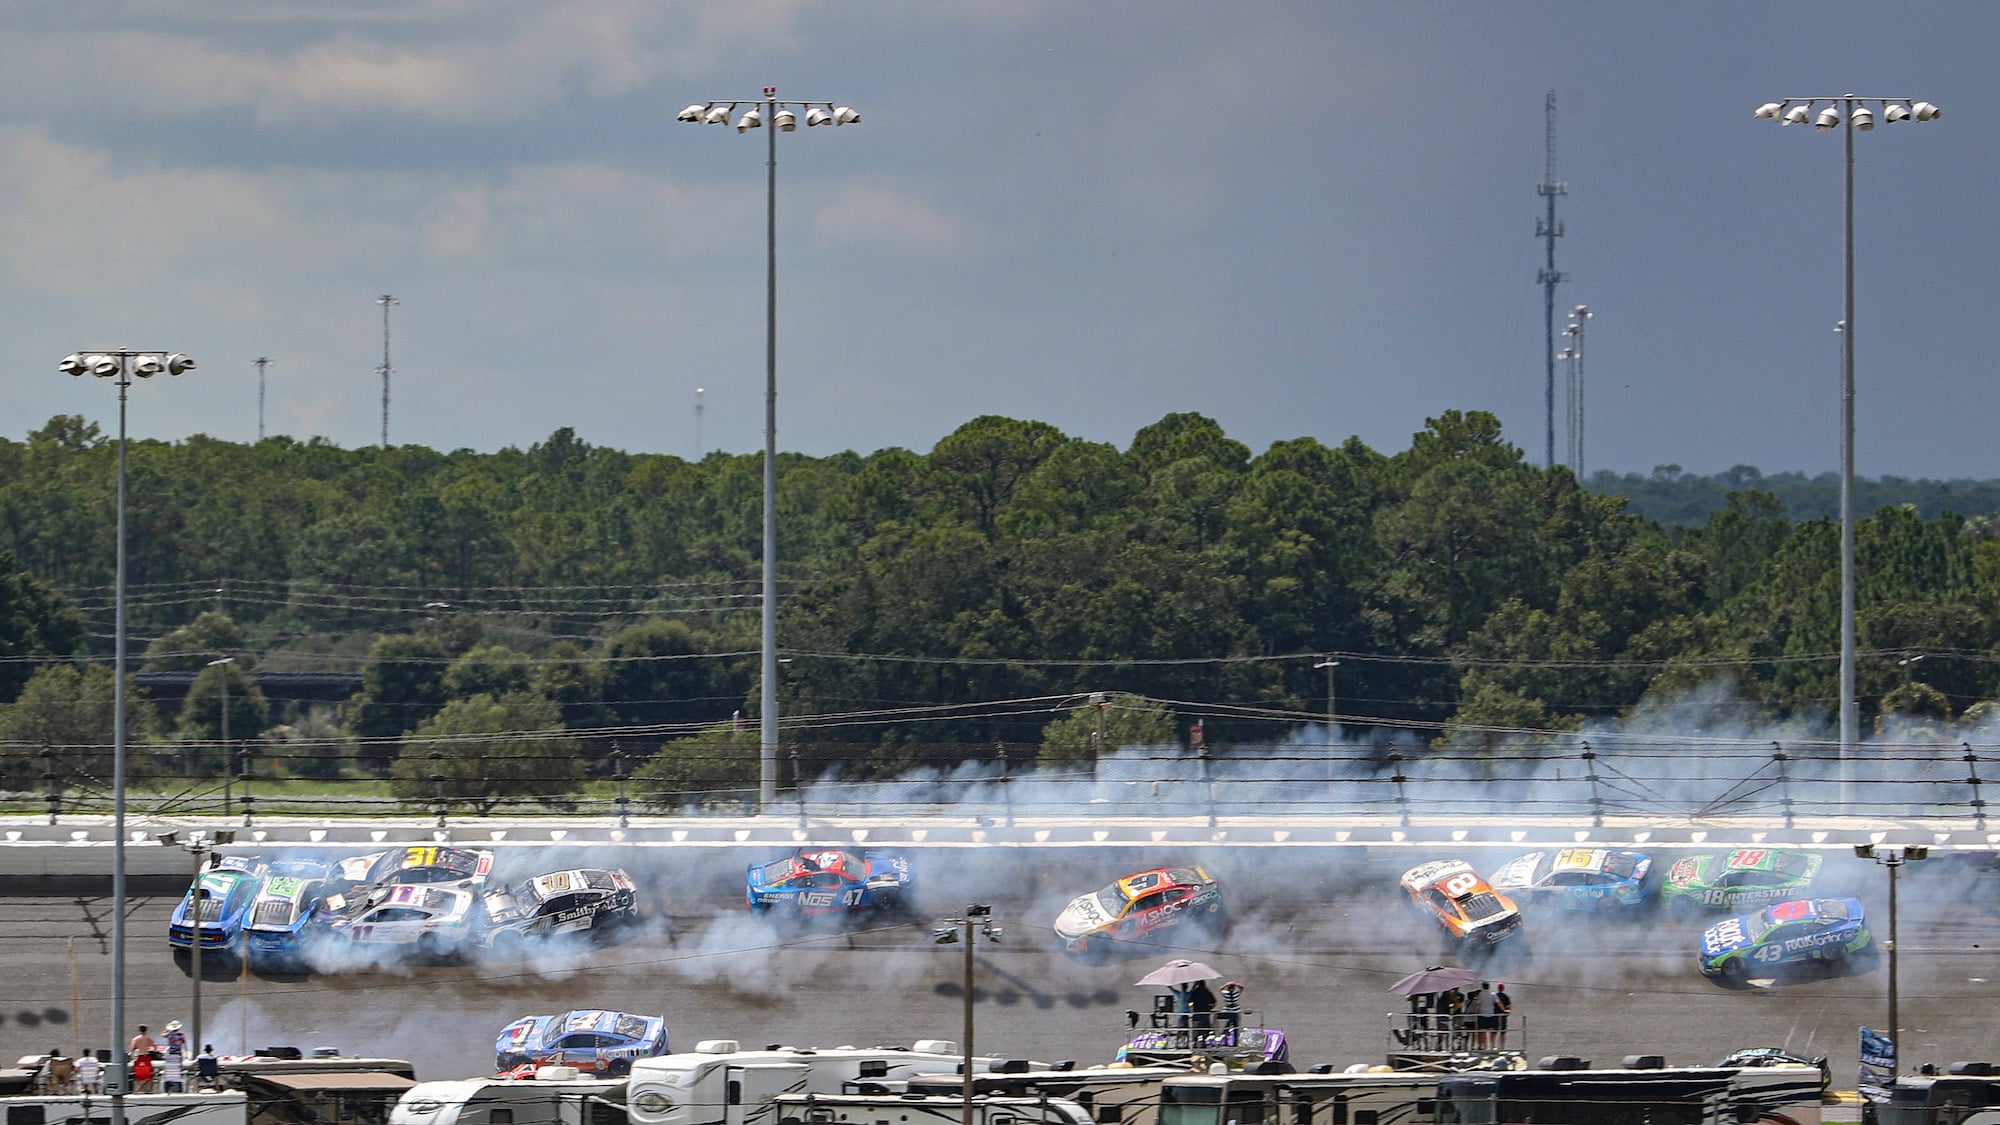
[
  {"left": 417, "top": 933, "right": 446, "bottom": 961},
  {"left": 1720, "top": 957, "right": 1750, "bottom": 983}
]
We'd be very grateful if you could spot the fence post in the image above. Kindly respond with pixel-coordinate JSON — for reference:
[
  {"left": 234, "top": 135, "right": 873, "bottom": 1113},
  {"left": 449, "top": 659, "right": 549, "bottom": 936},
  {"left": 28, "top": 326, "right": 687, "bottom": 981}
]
[
  {"left": 430, "top": 748, "right": 447, "bottom": 828},
  {"left": 996, "top": 742, "right": 1013, "bottom": 828},
  {"left": 1389, "top": 746, "right": 1411, "bottom": 827},
  {"left": 41, "top": 747, "right": 59, "bottom": 825},
  {"left": 238, "top": 745, "right": 256, "bottom": 827},
  {"left": 1771, "top": 742, "right": 1794, "bottom": 829},
  {"left": 612, "top": 747, "right": 630, "bottom": 828},
  {"left": 1581, "top": 742, "right": 1602, "bottom": 827},
  {"left": 1967, "top": 743, "right": 1986, "bottom": 831}
]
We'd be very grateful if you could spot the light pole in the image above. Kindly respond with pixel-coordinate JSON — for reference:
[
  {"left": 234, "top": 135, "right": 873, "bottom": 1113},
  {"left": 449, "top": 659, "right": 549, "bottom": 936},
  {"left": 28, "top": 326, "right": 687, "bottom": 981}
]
[
  {"left": 157, "top": 830, "right": 233, "bottom": 1073},
  {"left": 59, "top": 348, "right": 194, "bottom": 1125},
  {"left": 678, "top": 88, "right": 860, "bottom": 809},
  {"left": 1753, "top": 95, "right": 1941, "bottom": 779},
  {"left": 1312, "top": 657, "right": 1340, "bottom": 734},
  {"left": 1854, "top": 842, "right": 1928, "bottom": 1073},
  {"left": 933, "top": 905, "right": 1001, "bottom": 1125}
]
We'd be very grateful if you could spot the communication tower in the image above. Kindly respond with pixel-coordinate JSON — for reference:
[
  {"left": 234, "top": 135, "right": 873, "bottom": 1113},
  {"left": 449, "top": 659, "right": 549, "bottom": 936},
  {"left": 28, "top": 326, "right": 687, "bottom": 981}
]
[{"left": 1536, "top": 91, "right": 1567, "bottom": 470}]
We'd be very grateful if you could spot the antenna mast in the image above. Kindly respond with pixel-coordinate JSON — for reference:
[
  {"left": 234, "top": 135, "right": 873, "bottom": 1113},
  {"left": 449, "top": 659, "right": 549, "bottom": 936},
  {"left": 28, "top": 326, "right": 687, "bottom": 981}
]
[
  {"left": 253, "top": 356, "right": 272, "bottom": 441},
  {"left": 695, "top": 387, "right": 705, "bottom": 458},
  {"left": 1536, "top": 91, "right": 1568, "bottom": 470},
  {"left": 377, "top": 294, "right": 398, "bottom": 448}
]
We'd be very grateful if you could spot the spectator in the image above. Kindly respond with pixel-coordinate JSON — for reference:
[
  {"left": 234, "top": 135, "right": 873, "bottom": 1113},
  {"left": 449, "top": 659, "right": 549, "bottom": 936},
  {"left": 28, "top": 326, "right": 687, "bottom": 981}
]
[
  {"left": 163, "top": 1021, "right": 187, "bottom": 1060},
  {"left": 76, "top": 1052, "right": 103, "bottom": 1095},
  {"left": 44, "top": 1050, "right": 75, "bottom": 1095},
  {"left": 1469, "top": 985, "right": 1497, "bottom": 1050},
  {"left": 1187, "top": 978, "right": 1216, "bottom": 1031},
  {"left": 129, "top": 1025, "right": 157, "bottom": 1059},
  {"left": 195, "top": 1045, "right": 221, "bottom": 1090},
  {"left": 131, "top": 1050, "right": 155, "bottom": 1094},
  {"left": 1217, "top": 980, "right": 1244, "bottom": 1030},
  {"left": 1494, "top": 982, "right": 1513, "bottom": 1048}
]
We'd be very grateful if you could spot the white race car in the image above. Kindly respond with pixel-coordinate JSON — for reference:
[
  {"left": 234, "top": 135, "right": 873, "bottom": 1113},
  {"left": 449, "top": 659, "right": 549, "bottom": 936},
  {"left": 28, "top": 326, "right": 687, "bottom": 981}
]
[{"left": 323, "top": 882, "right": 483, "bottom": 959}]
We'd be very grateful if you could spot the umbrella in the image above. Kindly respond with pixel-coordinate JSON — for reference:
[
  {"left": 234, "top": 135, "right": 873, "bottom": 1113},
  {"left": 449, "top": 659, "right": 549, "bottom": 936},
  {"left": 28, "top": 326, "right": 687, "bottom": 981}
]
[
  {"left": 1135, "top": 959, "right": 1224, "bottom": 987},
  {"left": 1387, "top": 966, "right": 1483, "bottom": 997}
]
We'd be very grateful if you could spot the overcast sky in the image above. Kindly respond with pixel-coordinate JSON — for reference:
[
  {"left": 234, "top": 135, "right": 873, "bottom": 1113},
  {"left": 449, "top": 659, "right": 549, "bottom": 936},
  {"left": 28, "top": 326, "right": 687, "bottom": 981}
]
[{"left": 5, "top": 2, "right": 1994, "bottom": 480}]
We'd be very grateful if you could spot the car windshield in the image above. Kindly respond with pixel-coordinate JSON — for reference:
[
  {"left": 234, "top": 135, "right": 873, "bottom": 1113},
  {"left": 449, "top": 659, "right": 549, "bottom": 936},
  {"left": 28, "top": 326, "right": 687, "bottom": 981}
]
[
  {"left": 1813, "top": 898, "right": 1854, "bottom": 921},
  {"left": 1093, "top": 886, "right": 1130, "bottom": 918},
  {"left": 1601, "top": 853, "right": 1644, "bottom": 879},
  {"left": 1772, "top": 852, "right": 1816, "bottom": 878},
  {"left": 756, "top": 859, "right": 800, "bottom": 885}
]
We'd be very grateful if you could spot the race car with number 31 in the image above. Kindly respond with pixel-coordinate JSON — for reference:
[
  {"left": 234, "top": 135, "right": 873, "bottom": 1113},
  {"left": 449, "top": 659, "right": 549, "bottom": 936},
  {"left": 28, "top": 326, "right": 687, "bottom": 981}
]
[
  {"left": 1661, "top": 849, "right": 1824, "bottom": 914},
  {"left": 1401, "top": 859, "right": 1523, "bottom": 947},
  {"left": 746, "top": 849, "right": 913, "bottom": 917},
  {"left": 1053, "top": 865, "right": 1226, "bottom": 955},
  {"left": 1698, "top": 897, "right": 1871, "bottom": 981},
  {"left": 1486, "top": 848, "right": 1653, "bottom": 911}
]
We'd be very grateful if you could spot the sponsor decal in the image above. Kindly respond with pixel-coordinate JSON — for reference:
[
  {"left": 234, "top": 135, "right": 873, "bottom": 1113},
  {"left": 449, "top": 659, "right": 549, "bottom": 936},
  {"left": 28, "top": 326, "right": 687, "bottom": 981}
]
[{"left": 1668, "top": 858, "right": 1699, "bottom": 887}]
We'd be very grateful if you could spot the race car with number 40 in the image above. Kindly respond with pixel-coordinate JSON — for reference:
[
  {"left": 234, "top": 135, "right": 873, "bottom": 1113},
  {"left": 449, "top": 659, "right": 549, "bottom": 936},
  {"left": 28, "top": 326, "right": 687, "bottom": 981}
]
[
  {"left": 1052, "top": 865, "right": 1226, "bottom": 955},
  {"left": 1401, "top": 859, "right": 1523, "bottom": 947},
  {"left": 482, "top": 867, "right": 642, "bottom": 953},
  {"left": 1699, "top": 897, "right": 1871, "bottom": 981}
]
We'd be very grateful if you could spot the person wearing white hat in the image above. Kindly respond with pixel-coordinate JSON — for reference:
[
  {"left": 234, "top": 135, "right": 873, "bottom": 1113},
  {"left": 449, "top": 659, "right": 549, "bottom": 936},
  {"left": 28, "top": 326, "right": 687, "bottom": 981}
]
[{"left": 163, "top": 1021, "right": 187, "bottom": 1059}]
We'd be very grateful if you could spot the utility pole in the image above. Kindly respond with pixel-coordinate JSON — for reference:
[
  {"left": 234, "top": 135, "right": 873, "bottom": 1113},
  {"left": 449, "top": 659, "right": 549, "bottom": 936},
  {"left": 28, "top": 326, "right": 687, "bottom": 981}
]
[
  {"left": 695, "top": 386, "right": 705, "bottom": 459},
  {"left": 1536, "top": 91, "right": 1568, "bottom": 470},
  {"left": 377, "top": 295, "right": 398, "bottom": 448},
  {"left": 253, "top": 357, "right": 272, "bottom": 441}
]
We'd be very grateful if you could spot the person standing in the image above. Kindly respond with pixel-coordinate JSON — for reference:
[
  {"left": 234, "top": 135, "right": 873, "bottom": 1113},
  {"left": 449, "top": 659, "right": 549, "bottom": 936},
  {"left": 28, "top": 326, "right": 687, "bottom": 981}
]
[
  {"left": 195, "top": 1045, "right": 221, "bottom": 1090},
  {"left": 1187, "top": 978, "right": 1216, "bottom": 1031},
  {"left": 76, "top": 1051, "right": 103, "bottom": 1095},
  {"left": 129, "top": 1025, "right": 157, "bottom": 1060},
  {"left": 1493, "top": 982, "right": 1513, "bottom": 1048},
  {"left": 1217, "top": 980, "right": 1244, "bottom": 1030},
  {"left": 163, "top": 1021, "right": 187, "bottom": 1060},
  {"left": 1469, "top": 985, "right": 1497, "bottom": 1050}
]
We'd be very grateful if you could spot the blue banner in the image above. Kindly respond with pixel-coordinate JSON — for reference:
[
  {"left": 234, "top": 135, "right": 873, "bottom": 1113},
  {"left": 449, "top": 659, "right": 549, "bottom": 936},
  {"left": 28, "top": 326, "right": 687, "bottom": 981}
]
[{"left": 1860, "top": 1026, "right": 1896, "bottom": 1089}]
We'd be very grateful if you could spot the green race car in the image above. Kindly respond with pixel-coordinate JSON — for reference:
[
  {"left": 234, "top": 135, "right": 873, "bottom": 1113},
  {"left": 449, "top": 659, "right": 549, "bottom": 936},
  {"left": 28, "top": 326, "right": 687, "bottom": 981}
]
[{"left": 1660, "top": 849, "right": 1823, "bottom": 912}]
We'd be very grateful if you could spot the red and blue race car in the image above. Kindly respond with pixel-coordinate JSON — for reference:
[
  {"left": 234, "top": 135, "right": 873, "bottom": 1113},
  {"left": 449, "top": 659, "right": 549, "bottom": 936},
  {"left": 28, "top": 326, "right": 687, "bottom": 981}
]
[
  {"left": 745, "top": 848, "right": 913, "bottom": 916},
  {"left": 495, "top": 1009, "right": 668, "bottom": 1075}
]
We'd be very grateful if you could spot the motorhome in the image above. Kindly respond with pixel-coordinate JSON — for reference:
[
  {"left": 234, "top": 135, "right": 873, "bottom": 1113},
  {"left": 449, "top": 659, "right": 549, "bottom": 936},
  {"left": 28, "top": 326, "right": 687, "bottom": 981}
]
[
  {"left": 1157, "top": 1067, "right": 1444, "bottom": 1125},
  {"left": 772, "top": 1093, "right": 1092, "bottom": 1125},
  {"left": 904, "top": 1067, "right": 1190, "bottom": 1125},
  {"left": 624, "top": 1041, "right": 1039, "bottom": 1125},
  {"left": 1432, "top": 1055, "right": 1826, "bottom": 1125},
  {"left": 0, "top": 1091, "right": 250, "bottom": 1125},
  {"left": 1863, "top": 1063, "right": 2000, "bottom": 1124},
  {"left": 390, "top": 1068, "right": 626, "bottom": 1125}
]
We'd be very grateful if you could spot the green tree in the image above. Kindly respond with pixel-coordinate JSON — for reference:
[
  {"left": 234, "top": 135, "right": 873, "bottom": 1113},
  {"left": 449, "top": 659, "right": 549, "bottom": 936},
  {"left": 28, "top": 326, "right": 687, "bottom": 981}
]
[
  {"left": 349, "top": 633, "right": 450, "bottom": 769},
  {"left": 144, "top": 612, "right": 252, "bottom": 674},
  {"left": 0, "top": 663, "right": 159, "bottom": 783},
  {"left": 442, "top": 643, "right": 536, "bottom": 701},
  {"left": 1037, "top": 695, "right": 1178, "bottom": 768},
  {"left": 174, "top": 659, "right": 271, "bottom": 775},
  {"left": 630, "top": 723, "right": 759, "bottom": 810},
  {"left": 0, "top": 547, "right": 84, "bottom": 703},
  {"left": 390, "top": 692, "right": 584, "bottom": 814}
]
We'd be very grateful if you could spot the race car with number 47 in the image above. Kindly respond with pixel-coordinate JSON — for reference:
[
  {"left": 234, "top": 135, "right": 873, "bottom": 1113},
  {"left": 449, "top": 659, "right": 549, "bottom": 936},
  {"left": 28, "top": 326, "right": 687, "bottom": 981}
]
[
  {"left": 1052, "top": 865, "right": 1226, "bottom": 955},
  {"left": 1661, "top": 849, "right": 1823, "bottom": 913},
  {"left": 746, "top": 849, "right": 913, "bottom": 917},
  {"left": 1698, "top": 897, "right": 1872, "bottom": 981},
  {"left": 1401, "top": 859, "right": 1523, "bottom": 947}
]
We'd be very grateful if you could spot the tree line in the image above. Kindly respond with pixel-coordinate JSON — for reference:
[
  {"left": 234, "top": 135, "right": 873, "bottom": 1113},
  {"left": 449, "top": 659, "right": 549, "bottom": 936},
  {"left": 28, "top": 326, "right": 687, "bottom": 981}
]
[{"left": 2, "top": 409, "right": 1997, "bottom": 808}]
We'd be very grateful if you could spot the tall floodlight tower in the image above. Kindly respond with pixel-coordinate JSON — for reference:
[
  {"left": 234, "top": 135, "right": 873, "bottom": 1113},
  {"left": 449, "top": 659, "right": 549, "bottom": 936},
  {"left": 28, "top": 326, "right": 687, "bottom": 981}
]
[
  {"left": 377, "top": 294, "right": 398, "bottom": 448},
  {"left": 695, "top": 386, "right": 705, "bottom": 458},
  {"left": 253, "top": 356, "right": 273, "bottom": 441},
  {"left": 1536, "top": 91, "right": 1568, "bottom": 470}
]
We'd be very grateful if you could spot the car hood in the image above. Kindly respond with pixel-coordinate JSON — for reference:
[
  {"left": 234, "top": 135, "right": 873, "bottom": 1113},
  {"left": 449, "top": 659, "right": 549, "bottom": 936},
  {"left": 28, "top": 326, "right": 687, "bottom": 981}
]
[
  {"left": 1700, "top": 916, "right": 1755, "bottom": 958},
  {"left": 1054, "top": 895, "right": 1113, "bottom": 939},
  {"left": 1486, "top": 854, "right": 1544, "bottom": 891}
]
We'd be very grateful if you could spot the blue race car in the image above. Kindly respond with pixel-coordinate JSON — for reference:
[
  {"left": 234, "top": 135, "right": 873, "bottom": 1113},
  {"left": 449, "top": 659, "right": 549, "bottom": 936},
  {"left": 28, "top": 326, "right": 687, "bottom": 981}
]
[
  {"left": 1486, "top": 848, "right": 1653, "bottom": 911},
  {"left": 746, "top": 848, "right": 912, "bottom": 916},
  {"left": 494, "top": 1009, "right": 668, "bottom": 1075},
  {"left": 168, "top": 855, "right": 266, "bottom": 958},
  {"left": 242, "top": 858, "right": 333, "bottom": 967},
  {"left": 1699, "top": 897, "right": 1872, "bottom": 981}
]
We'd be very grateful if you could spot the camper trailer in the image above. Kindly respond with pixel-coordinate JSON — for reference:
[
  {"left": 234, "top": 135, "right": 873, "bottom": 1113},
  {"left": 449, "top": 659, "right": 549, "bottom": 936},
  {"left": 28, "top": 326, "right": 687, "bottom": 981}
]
[
  {"left": 0, "top": 1091, "right": 250, "bottom": 1125},
  {"left": 773, "top": 1093, "right": 1091, "bottom": 1125},
  {"left": 904, "top": 1067, "right": 1190, "bottom": 1125},
  {"left": 625, "top": 1041, "right": 1041, "bottom": 1125},
  {"left": 1157, "top": 1068, "right": 1444, "bottom": 1125},
  {"left": 390, "top": 1068, "right": 626, "bottom": 1125}
]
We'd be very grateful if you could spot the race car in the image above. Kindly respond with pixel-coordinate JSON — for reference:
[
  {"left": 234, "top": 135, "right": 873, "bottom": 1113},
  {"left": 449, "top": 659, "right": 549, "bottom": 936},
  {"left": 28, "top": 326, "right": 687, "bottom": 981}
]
[
  {"left": 1485, "top": 848, "right": 1653, "bottom": 910},
  {"left": 494, "top": 1009, "right": 668, "bottom": 1075},
  {"left": 168, "top": 856, "right": 267, "bottom": 957},
  {"left": 1052, "top": 865, "right": 1226, "bottom": 955},
  {"left": 1660, "top": 849, "right": 1823, "bottom": 913},
  {"left": 321, "top": 882, "right": 484, "bottom": 959},
  {"left": 1698, "top": 897, "right": 1871, "bottom": 980},
  {"left": 745, "top": 848, "right": 913, "bottom": 916},
  {"left": 242, "top": 858, "right": 334, "bottom": 967},
  {"left": 320, "top": 845, "right": 496, "bottom": 919},
  {"left": 482, "top": 867, "right": 641, "bottom": 951},
  {"left": 1401, "top": 859, "right": 1522, "bottom": 946}
]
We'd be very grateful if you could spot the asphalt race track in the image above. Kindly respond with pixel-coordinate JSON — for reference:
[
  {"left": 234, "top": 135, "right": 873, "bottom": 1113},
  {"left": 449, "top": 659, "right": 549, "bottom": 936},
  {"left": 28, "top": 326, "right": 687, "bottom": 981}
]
[{"left": 3, "top": 844, "right": 1998, "bottom": 1084}]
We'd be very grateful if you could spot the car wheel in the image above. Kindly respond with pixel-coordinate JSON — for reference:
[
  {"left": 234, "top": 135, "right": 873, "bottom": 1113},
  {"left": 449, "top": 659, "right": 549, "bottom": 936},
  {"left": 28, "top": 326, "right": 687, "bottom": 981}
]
[
  {"left": 416, "top": 933, "right": 446, "bottom": 961},
  {"left": 1720, "top": 956, "right": 1750, "bottom": 982}
]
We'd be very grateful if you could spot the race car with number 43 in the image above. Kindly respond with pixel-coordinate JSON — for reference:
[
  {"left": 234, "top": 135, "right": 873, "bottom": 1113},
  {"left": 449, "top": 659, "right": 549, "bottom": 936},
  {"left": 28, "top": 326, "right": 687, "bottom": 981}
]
[
  {"left": 1698, "top": 897, "right": 1872, "bottom": 981},
  {"left": 1053, "top": 865, "right": 1226, "bottom": 955},
  {"left": 746, "top": 849, "right": 913, "bottom": 916},
  {"left": 1401, "top": 859, "right": 1523, "bottom": 947}
]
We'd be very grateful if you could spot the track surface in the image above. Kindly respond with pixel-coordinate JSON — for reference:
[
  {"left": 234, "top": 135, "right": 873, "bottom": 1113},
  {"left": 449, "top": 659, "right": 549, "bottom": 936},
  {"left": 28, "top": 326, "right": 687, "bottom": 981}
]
[{"left": 3, "top": 846, "right": 1997, "bottom": 1082}]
